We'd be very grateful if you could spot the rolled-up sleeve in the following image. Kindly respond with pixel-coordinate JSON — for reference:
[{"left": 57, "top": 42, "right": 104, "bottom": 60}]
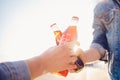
[
  {"left": 90, "top": 3, "right": 109, "bottom": 62},
  {"left": 0, "top": 61, "right": 31, "bottom": 80}
]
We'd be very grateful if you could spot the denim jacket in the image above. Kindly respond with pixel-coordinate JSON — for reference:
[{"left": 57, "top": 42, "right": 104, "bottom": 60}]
[
  {"left": 90, "top": 0, "right": 120, "bottom": 80},
  {"left": 0, "top": 61, "right": 30, "bottom": 80}
]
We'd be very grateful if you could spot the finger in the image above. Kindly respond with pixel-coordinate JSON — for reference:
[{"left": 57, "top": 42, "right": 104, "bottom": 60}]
[
  {"left": 70, "top": 54, "right": 77, "bottom": 57},
  {"left": 66, "top": 64, "right": 77, "bottom": 70},
  {"left": 75, "top": 41, "right": 80, "bottom": 46},
  {"left": 69, "top": 55, "right": 77, "bottom": 63},
  {"left": 65, "top": 41, "right": 76, "bottom": 49},
  {"left": 67, "top": 41, "right": 80, "bottom": 47},
  {"left": 65, "top": 41, "right": 80, "bottom": 54},
  {"left": 68, "top": 69, "right": 76, "bottom": 73}
]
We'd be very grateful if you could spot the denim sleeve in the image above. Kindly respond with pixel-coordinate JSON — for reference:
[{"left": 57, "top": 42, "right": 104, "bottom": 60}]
[
  {"left": 90, "top": 3, "right": 109, "bottom": 62},
  {"left": 0, "top": 61, "right": 31, "bottom": 80}
]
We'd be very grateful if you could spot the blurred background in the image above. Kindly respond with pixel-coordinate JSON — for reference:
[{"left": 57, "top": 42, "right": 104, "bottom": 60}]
[{"left": 0, "top": 0, "right": 110, "bottom": 80}]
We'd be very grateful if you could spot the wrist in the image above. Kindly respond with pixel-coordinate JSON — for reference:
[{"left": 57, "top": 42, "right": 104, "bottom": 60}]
[
  {"left": 77, "top": 48, "right": 87, "bottom": 64},
  {"left": 26, "top": 56, "right": 46, "bottom": 79},
  {"left": 75, "top": 57, "right": 84, "bottom": 72}
]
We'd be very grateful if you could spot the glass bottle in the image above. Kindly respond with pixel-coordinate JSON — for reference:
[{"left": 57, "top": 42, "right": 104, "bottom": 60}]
[
  {"left": 58, "top": 16, "right": 79, "bottom": 76},
  {"left": 50, "top": 23, "right": 68, "bottom": 77},
  {"left": 60, "top": 16, "right": 84, "bottom": 73},
  {"left": 50, "top": 23, "right": 62, "bottom": 45}
]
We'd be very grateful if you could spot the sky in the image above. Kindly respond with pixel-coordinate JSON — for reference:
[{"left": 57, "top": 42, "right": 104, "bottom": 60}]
[{"left": 0, "top": 0, "right": 96, "bottom": 61}]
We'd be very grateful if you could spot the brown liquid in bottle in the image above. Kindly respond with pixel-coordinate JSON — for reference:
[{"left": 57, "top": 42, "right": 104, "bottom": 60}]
[{"left": 54, "top": 30, "right": 62, "bottom": 45}]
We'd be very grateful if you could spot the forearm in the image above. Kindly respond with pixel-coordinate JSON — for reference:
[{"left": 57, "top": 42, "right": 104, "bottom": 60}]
[
  {"left": 78, "top": 48, "right": 101, "bottom": 64},
  {"left": 26, "top": 45, "right": 78, "bottom": 79},
  {"left": 26, "top": 55, "right": 46, "bottom": 79}
]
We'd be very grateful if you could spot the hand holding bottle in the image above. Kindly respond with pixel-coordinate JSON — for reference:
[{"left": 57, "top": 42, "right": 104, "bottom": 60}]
[{"left": 50, "top": 16, "right": 84, "bottom": 77}]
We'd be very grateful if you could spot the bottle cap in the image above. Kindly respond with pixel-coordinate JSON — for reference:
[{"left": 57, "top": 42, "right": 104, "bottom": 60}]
[
  {"left": 50, "top": 23, "right": 57, "bottom": 27},
  {"left": 72, "top": 16, "right": 79, "bottom": 21}
]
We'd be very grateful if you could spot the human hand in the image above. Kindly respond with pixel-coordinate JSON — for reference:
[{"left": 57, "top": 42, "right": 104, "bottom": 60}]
[
  {"left": 26, "top": 45, "right": 78, "bottom": 79},
  {"left": 68, "top": 48, "right": 85, "bottom": 73},
  {"left": 40, "top": 45, "right": 78, "bottom": 73}
]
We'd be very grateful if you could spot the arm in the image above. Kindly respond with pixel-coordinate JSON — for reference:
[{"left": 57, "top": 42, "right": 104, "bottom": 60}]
[
  {"left": 78, "top": 2, "right": 109, "bottom": 64},
  {"left": 26, "top": 45, "right": 77, "bottom": 79},
  {"left": 0, "top": 61, "right": 30, "bottom": 80},
  {"left": 77, "top": 48, "right": 101, "bottom": 64},
  {"left": 0, "top": 45, "right": 77, "bottom": 80}
]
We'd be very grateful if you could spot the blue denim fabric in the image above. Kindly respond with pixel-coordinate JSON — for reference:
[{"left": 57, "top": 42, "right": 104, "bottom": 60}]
[
  {"left": 90, "top": 0, "right": 120, "bottom": 80},
  {"left": 0, "top": 61, "right": 30, "bottom": 80}
]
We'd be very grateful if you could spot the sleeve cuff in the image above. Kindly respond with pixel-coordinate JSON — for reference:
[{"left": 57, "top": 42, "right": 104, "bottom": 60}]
[{"left": 4, "top": 61, "right": 31, "bottom": 80}]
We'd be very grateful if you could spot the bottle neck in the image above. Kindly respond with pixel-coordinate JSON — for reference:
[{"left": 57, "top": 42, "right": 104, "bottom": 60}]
[
  {"left": 69, "top": 20, "right": 79, "bottom": 27},
  {"left": 51, "top": 23, "right": 60, "bottom": 31}
]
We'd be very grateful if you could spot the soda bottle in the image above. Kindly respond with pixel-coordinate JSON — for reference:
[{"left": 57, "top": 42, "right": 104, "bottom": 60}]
[
  {"left": 50, "top": 23, "right": 62, "bottom": 45},
  {"left": 50, "top": 16, "right": 84, "bottom": 77},
  {"left": 57, "top": 16, "right": 79, "bottom": 76},
  {"left": 50, "top": 23, "right": 68, "bottom": 77},
  {"left": 59, "top": 16, "right": 79, "bottom": 45},
  {"left": 59, "top": 16, "right": 84, "bottom": 75}
]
